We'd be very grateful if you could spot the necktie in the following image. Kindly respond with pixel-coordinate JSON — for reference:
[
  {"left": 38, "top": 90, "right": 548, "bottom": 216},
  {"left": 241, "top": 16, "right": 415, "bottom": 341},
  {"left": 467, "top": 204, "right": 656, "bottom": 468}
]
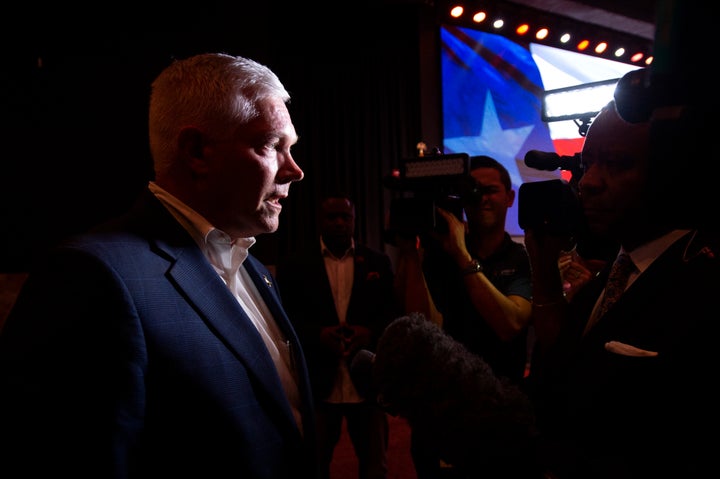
[
  {"left": 584, "top": 253, "right": 635, "bottom": 335},
  {"left": 596, "top": 252, "right": 636, "bottom": 319}
]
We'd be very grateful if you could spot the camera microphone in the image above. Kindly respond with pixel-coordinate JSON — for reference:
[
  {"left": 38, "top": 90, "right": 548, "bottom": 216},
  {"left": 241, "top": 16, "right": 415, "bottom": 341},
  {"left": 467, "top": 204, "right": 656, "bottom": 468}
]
[
  {"left": 349, "top": 349, "right": 376, "bottom": 399},
  {"left": 524, "top": 150, "right": 580, "bottom": 172},
  {"left": 356, "top": 313, "right": 537, "bottom": 476}
]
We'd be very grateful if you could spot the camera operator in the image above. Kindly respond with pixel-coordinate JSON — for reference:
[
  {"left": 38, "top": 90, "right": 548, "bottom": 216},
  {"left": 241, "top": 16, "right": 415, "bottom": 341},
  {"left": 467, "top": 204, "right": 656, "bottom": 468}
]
[
  {"left": 394, "top": 155, "right": 532, "bottom": 478},
  {"left": 523, "top": 67, "right": 720, "bottom": 479}
]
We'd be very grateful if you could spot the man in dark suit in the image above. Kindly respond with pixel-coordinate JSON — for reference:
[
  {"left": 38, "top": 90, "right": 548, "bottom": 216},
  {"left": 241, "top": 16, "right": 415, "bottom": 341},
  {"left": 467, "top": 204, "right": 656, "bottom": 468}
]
[
  {"left": 0, "top": 53, "right": 317, "bottom": 478},
  {"left": 276, "top": 194, "right": 401, "bottom": 479},
  {"left": 525, "top": 68, "right": 720, "bottom": 479}
]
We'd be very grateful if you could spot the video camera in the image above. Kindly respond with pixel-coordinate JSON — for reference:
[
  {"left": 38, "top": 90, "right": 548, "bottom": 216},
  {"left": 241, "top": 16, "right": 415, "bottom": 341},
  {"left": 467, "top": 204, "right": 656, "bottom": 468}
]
[
  {"left": 383, "top": 153, "right": 476, "bottom": 240},
  {"left": 519, "top": 150, "right": 618, "bottom": 260},
  {"left": 517, "top": 150, "right": 584, "bottom": 235}
]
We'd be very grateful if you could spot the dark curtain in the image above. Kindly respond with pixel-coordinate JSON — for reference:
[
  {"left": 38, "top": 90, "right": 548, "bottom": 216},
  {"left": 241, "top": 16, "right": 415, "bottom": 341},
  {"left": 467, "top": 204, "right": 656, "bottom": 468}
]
[
  {"left": 263, "top": 7, "right": 427, "bottom": 265},
  {"left": 1, "top": 1, "right": 435, "bottom": 272}
]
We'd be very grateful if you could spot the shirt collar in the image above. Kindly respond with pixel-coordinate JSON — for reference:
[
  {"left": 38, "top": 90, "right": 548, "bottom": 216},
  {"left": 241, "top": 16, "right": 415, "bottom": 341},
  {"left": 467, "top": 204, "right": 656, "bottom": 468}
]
[
  {"left": 320, "top": 236, "right": 355, "bottom": 260},
  {"left": 623, "top": 229, "right": 691, "bottom": 275},
  {"left": 149, "top": 181, "right": 256, "bottom": 253}
]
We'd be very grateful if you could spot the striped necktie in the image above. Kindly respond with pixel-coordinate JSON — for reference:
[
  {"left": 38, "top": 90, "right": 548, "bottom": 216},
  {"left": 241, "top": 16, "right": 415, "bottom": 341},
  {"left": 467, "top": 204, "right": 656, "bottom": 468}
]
[
  {"left": 584, "top": 253, "right": 636, "bottom": 335},
  {"left": 596, "top": 252, "right": 636, "bottom": 319}
]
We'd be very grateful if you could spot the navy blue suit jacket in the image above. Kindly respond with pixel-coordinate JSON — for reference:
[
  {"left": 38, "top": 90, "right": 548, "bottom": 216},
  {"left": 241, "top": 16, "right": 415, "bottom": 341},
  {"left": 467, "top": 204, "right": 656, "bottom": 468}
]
[{"left": 0, "top": 189, "right": 317, "bottom": 478}]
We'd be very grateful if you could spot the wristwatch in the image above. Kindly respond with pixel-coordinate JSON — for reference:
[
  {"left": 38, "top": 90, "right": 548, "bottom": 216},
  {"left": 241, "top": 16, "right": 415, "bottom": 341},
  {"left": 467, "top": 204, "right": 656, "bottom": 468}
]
[{"left": 461, "top": 258, "right": 483, "bottom": 275}]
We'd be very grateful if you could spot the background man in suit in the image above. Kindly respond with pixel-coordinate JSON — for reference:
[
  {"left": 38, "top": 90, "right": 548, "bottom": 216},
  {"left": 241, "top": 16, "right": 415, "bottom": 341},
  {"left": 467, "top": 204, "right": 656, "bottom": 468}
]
[
  {"left": 0, "top": 53, "right": 317, "bottom": 478},
  {"left": 525, "top": 68, "right": 720, "bottom": 478},
  {"left": 277, "top": 194, "right": 401, "bottom": 479}
]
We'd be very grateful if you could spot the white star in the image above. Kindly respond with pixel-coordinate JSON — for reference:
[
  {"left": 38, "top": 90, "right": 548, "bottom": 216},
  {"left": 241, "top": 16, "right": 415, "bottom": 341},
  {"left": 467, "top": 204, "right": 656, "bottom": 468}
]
[{"left": 444, "top": 91, "right": 534, "bottom": 187}]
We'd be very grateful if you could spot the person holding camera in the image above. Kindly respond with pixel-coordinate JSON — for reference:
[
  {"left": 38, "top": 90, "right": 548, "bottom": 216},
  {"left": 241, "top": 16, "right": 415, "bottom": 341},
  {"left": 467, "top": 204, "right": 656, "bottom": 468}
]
[
  {"left": 394, "top": 155, "right": 533, "bottom": 478},
  {"left": 524, "top": 68, "right": 720, "bottom": 478},
  {"left": 276, "top": 193, "right": 401, "bottom": 479}
]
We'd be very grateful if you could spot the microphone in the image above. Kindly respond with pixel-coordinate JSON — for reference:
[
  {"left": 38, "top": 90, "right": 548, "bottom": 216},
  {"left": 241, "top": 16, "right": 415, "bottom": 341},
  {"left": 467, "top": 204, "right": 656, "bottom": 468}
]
[
  {"left": 524, "top": 150, "right": 581, "bottom": 172},
  {"left": 365, "top": 313, "right": 538, "bottom": 475},
  {"left": 349, "top": 349, "right": 376, "bottom": 399}
]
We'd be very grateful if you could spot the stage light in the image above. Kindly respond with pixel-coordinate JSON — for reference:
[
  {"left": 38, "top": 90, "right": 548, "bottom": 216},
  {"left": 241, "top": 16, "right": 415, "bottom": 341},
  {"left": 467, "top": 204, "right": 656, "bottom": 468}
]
[
  {"left": 440, "top": 1, "right": 652, "bottom": 66},
  {"left": 472, "top": 11, "right": 487, "bottom": 23},
  {"left": 631, "top": 52, "right": 644, "bottom": 62},
  {"left": 542, "top": 78, "right": 620, "bottom": 123}
]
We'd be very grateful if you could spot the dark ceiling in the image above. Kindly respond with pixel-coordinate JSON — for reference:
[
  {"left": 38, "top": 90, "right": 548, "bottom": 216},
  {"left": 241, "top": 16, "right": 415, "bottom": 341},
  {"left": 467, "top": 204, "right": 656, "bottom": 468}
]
[
  {"left": 507, "top": 0, "right": 657, "bottom": 39},
  {"left": 571, "top": 0, "right": 657, "bottom": 23}
]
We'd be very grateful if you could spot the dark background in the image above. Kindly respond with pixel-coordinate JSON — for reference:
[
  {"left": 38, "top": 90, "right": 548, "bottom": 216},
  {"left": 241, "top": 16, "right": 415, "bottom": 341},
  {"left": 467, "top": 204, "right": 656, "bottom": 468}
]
[
  {"left": 3, "top": 0, "right": 694, "bottom": 273},
  {"left": 2, "top": 1, "right": 437, "bottom": 271}
]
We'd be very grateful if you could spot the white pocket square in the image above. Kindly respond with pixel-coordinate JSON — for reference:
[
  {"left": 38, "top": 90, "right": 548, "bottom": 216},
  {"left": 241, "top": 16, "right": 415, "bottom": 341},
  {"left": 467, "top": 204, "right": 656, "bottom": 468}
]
[{"left": 605, "top": 341, "right": 658, "bottom": 357}]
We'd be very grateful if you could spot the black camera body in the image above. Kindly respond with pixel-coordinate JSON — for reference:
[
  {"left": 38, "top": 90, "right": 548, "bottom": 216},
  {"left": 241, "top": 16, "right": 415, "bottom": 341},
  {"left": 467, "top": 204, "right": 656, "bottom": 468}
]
[
  {"left": 384, "top": 153, "right": 471, "bottom": 239},
  {"left": 518, "top": 150, "right": 584, "bottom": 236},
  {"left": 518, "top": 151, "right": 618, "bottom": 260},
  {"left": 518, "top": 178, "right": 582, "bottom": 235}
]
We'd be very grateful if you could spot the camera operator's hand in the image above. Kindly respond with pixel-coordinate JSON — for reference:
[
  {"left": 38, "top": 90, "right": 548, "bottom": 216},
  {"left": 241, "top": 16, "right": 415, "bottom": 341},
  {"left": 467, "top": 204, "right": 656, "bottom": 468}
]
[{"left": 433, "top": 207, "right": 471, "bottom": 266}]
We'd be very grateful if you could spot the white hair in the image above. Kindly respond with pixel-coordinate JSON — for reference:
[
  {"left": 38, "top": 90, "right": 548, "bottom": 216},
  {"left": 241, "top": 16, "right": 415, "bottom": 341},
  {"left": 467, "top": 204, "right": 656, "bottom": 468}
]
[{"left": 148, "top": 53, "right": 290, "bottom": 178}]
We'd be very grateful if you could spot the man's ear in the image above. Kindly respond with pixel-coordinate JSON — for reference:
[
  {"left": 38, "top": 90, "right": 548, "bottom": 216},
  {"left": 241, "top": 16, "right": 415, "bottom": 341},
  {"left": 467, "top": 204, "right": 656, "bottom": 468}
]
[
  {"left": 507, "top": 188, "right": 516, "bottom": 208},
  {"left": 177, "top": 126, "right": 209, "bottom": 174}
]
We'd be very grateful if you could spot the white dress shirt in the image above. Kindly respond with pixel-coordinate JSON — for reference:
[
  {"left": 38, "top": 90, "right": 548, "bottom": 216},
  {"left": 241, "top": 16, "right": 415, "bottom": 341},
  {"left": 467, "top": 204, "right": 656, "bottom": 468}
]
[{"left": 321, "top": 237, "right": 363, "bottom": 404}]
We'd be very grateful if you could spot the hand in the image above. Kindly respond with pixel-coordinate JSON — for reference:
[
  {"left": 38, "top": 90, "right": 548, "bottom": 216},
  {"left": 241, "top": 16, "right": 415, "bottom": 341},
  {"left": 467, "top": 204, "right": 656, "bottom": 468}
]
[
  {"left": 344, "top": 325, "right": 372, "bottom": 357},
  {"left": 433, "top": 207, "right": 469, "bottom": 264},
  {"left": 558, "top": 250, "right": 606, "bottom": 301},
  {"left": 524, "top": 228, "right": 574, "bottom": 266},
  {"left": 319, "top": 326, "right": 348, "bottom": 357}
]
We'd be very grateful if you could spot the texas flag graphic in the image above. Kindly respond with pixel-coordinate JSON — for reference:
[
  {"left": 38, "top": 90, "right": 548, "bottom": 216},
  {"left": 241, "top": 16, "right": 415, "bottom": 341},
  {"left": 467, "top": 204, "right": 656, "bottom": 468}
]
[{"left": 441, "top": 25, "right": 639, "bottom": 235}]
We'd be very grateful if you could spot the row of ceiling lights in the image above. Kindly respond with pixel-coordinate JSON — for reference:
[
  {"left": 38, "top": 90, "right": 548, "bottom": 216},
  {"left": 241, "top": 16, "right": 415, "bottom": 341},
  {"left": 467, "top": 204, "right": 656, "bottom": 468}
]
[{"left": 442, "top": 3, "right": 654, "bottom": 66}]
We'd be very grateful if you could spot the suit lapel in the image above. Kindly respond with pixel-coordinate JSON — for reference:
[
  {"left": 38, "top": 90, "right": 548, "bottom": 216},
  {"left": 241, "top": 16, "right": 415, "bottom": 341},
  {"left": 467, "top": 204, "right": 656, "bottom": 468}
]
[
  {"left": 138, "top": 194, "right": 304, "bottom": 433},
  {"left": 242, "top": 256, "right": 316, "bottom": 434},
  {"left": 313, "top": 251, "right": 341, "bottom": 324},
  {"left": 243, "top": 257, "right": 306, "bottom": 362},
  {"left": 584, "top": 235, "right": 688, "bottom": 338},
  {"left": 348, "top": 247, "right": 369, "bottom": 312},
  {"left": 165, "top": 245, "right": 280, "bottom": 370}
]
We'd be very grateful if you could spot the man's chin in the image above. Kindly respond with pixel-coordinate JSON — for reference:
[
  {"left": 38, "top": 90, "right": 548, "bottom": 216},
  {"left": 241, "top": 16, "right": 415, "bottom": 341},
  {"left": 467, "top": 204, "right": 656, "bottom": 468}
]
[{"left": 261, "top": 216, "right": 280, "bottom": 234}]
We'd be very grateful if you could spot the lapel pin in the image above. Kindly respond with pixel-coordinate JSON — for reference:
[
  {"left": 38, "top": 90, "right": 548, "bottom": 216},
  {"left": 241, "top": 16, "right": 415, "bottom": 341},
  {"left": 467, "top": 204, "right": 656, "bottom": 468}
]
[{"left": 263, "top": 275, "right": 273, "bottom": 288}]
